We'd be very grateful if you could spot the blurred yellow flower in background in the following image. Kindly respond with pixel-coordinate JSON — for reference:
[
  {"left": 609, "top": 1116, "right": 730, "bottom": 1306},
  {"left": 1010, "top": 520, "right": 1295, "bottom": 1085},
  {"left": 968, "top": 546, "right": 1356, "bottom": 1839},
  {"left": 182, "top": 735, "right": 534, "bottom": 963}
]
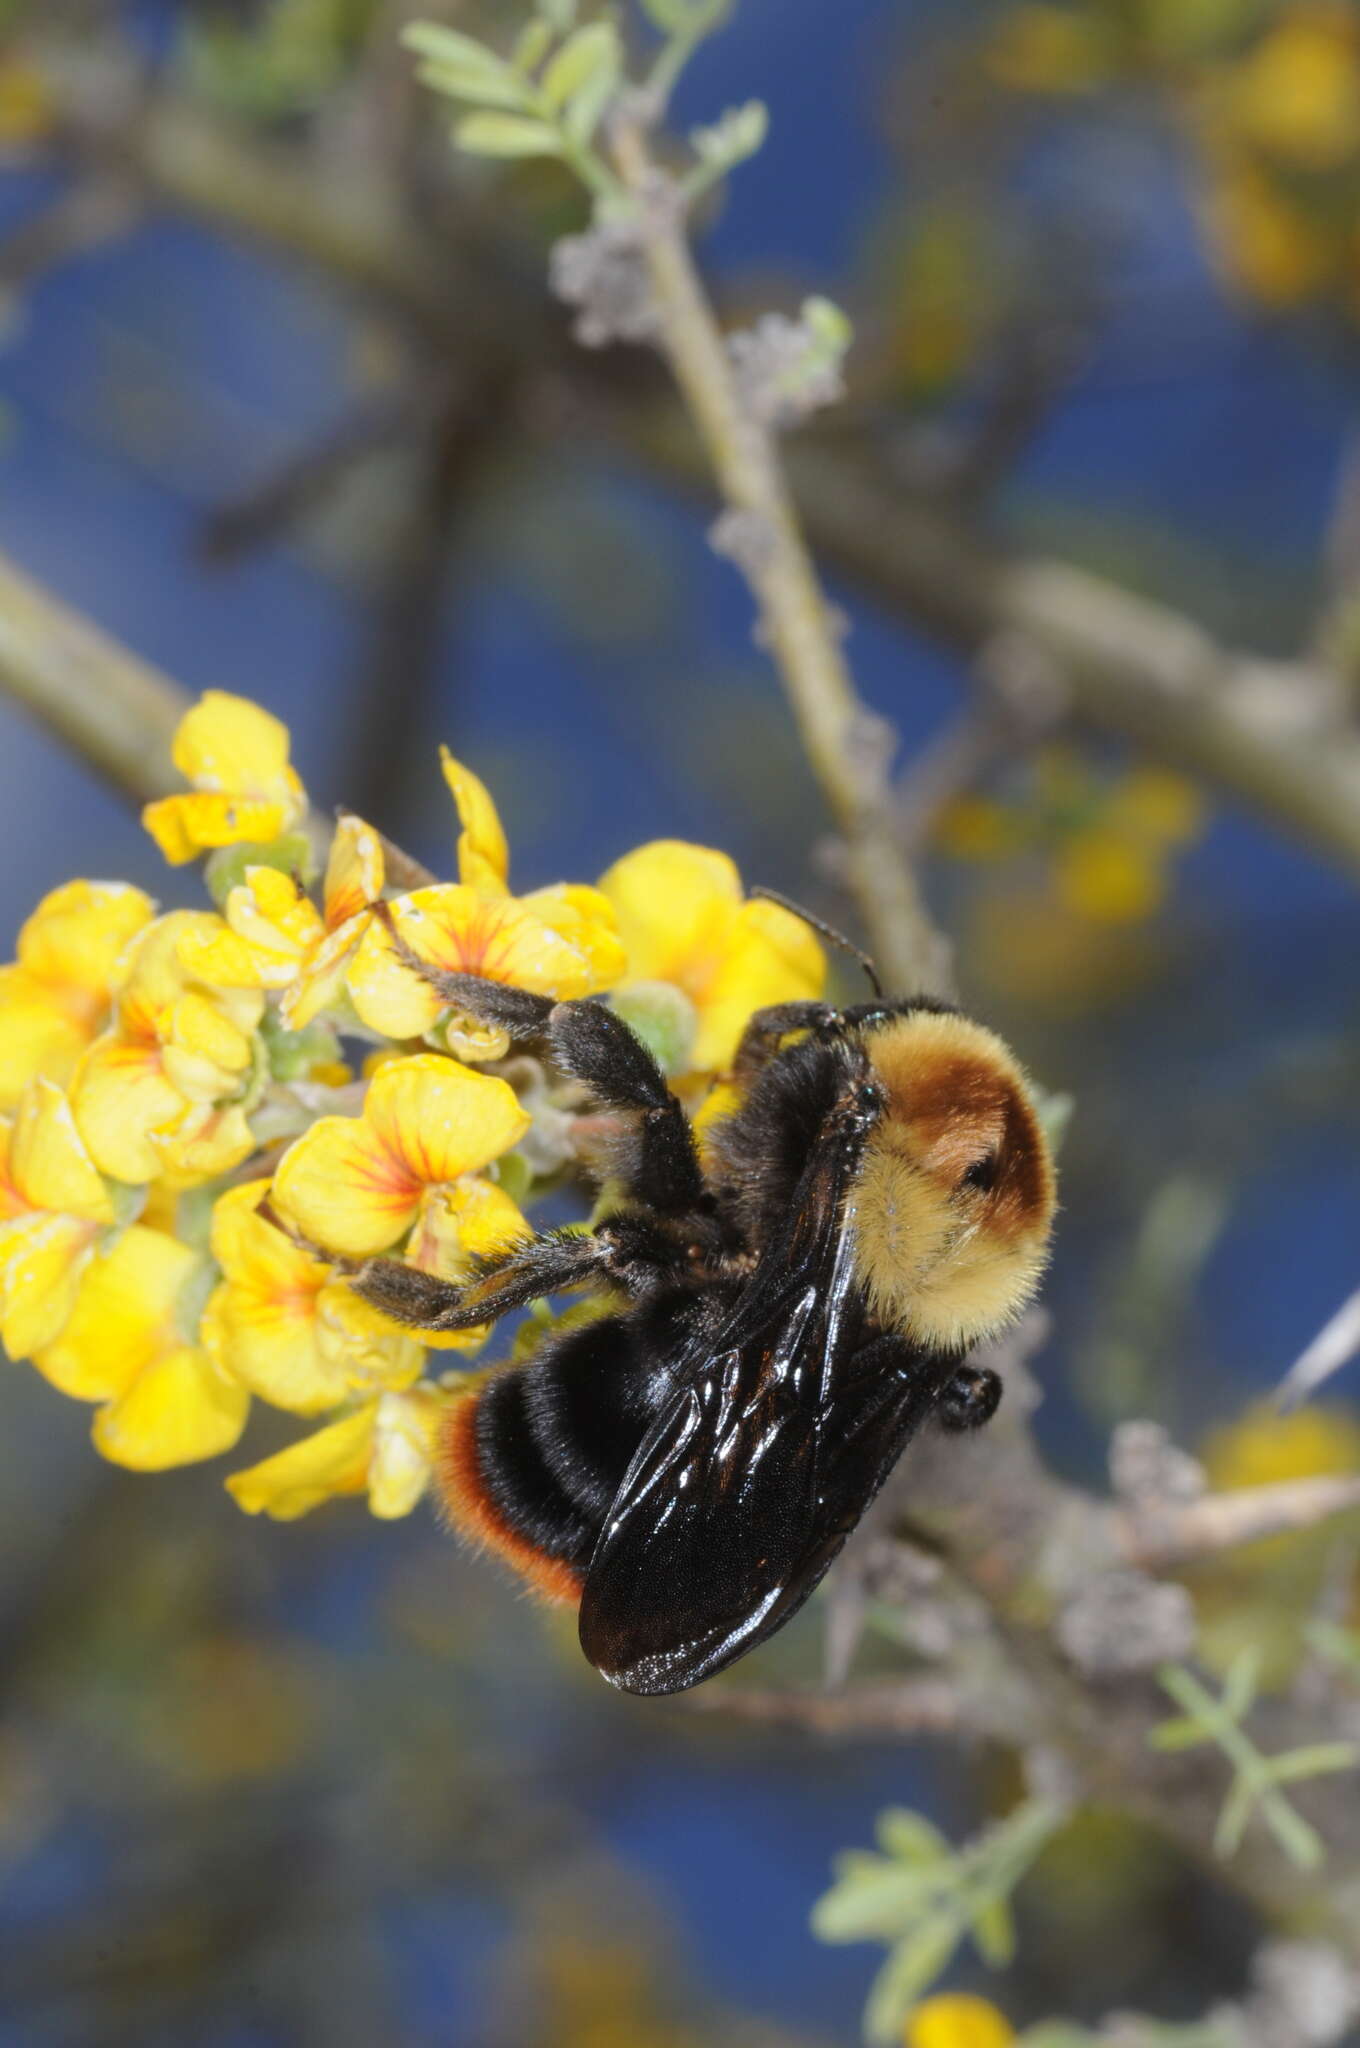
[
  {"left": 0, "top": 879, "right": 155, "bottom": 1111},
  {"left": 142, "top": 690, "right": 306, "bottom": 864},
  {"left": 32, "top": 1224, "right": 249, "bottom": 1468},
  {"left": 597, "top": 840, "right": 825, "bottom": 1075},
  {"left": 905, "top": 1994, "right": 1015, "bottom": 2048},
  {"left": 227, "top": 1382, "right": 446, "bottom": 1520},
  {"left": 0, "top": 1077, "right": 118, "bottom": 1358}
]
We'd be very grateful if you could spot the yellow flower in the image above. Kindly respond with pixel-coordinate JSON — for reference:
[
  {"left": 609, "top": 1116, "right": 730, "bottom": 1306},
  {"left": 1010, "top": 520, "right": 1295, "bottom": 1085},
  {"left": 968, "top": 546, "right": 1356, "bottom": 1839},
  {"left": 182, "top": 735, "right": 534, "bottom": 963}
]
[
  {"left": 1200, "top": 157, "right": 1334, "bottom": 308},
  {"left": 346, "top": 884, "right": 626, "bottom": 1042},
  {"left": 179, "top": 865, "right": 325, "bottom": 991},
  {"left": 1203, "top": 1401, "right": 1360, "bottom": 1494},
  {"left": 1054, "top": 830, "right": 1167, "bottom": 924},
  {"left": 1222, "top": 7, "right": 1360, "bottom": 173},
  {"left": 597, "top": 841, "right": 826, "bottom": 1074},
  {"left": 1104, "top": 768, "right": 1206, "bottom": 848},
  {"left": 344, "top": 751, "right": 625, "bottom": 1044},
  {"left": 70, "top": 913, "right": 264, "bottom": 1185},
  {"left": 906, "top": 1996, "right": 1015, "bottom": 2048},
  {"left": 278, "top": 812, "right": 386, "bottom": 1029},
  {"left": 0, "top": 880, "right": 156, "bottom": 1111},
  {"left": 226, "top": 1383, "right": 446, "bottom": 1520},
  {"left": 270, "top": 1053, "right": 530, "bottom": 1262},
  {"left": 31, "top": 1225, "right": 249, "bottom": 1468},
  {"left": 0, "top": 1078, "right": 117, "bottom": 1357},
  {"left": 142, "top": 691, "right": 306, "bottom": 865},
  {"left": 202, "top": 1180, "right": 425, "bottom": 1414},
  {"left": 985, "top": 4, "right": 1110, "bottom": 94}
]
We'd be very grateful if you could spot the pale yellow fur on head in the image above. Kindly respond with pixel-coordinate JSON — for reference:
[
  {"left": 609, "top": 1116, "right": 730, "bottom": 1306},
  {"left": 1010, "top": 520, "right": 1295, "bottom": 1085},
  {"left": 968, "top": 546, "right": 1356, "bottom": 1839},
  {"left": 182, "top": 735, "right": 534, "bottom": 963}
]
[{"left": 848, "top": 1011, "right": 1056, "bottom": 1352}]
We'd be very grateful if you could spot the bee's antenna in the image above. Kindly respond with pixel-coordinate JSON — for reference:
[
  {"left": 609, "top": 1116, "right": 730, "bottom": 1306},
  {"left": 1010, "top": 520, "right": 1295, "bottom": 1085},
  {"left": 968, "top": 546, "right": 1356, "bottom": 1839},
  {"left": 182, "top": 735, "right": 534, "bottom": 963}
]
[{"left": 750, "top": 887, "right": 883, "bottom": 999}]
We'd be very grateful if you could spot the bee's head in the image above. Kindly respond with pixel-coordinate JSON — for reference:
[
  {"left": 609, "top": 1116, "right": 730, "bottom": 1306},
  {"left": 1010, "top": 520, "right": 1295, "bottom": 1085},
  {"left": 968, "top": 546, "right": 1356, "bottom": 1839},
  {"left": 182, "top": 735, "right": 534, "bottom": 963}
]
[{"left": 849, "top": 1010, "right": 1056, "bottom": 1352}]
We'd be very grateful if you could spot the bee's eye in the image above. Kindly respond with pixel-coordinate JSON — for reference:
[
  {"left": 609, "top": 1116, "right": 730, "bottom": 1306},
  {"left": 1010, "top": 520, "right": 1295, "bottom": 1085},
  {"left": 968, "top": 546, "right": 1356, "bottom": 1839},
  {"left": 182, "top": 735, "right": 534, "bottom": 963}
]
[{"left": 960, "top": 1153, "right": 998, "bottom": 1194}]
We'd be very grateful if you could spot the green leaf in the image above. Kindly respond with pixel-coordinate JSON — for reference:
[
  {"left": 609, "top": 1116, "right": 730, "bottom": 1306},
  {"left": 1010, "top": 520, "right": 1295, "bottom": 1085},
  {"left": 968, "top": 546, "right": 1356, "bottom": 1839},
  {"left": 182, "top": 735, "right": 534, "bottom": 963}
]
[
  {"left": 638, "top": 0, "right": 695, "bottom": 26},
  {"left": 1223, "top": 1646, "right": 1260, "bottom": 1722},
  {"left": 875, "top": 1809, "right": 951, "bottom": 1864},
  {"left": 538, "top": 0, "right": 578, "bottom": 28},
  {"left": 415, "top": 59, "right": 535, "bottom": 110},
  {"left": 541, "top": 22, "right": 618, "bottom": 108},
  {"left": 1147, "top": 1716, "right": 1209, "bottom": 1753},
  {"left": 1213, "top": 1778, "right": 1254, "bottom": 1860},
  {"left": 691, "top": 98, "right": 768, "bottom": 168},
  {"left": 970, "top": 1894, "right": 1016, "bottom": 1967},
  {"left": 455, "top": 112, "right": 564, "bottom": 159},
  {"left": 1266, "top": 1743, "right": 1359, "bottom": 1783},
  {"left": 402, "top": 22, "right": 509, "bottom": 81},
  {"left": 1260, "top": 1793, "right": 1324, "bottom": 1871},
  {"left": 803, "top": 294, "right": 854, "bottom": 353},
  {"left": 863, "top": 1917, "right": 962, "bottom": 2046},
  {"left": 811, "top": 1861, "right": 946, "bottom": 1943},
  {"left": 512, "top": 19, "right": 554, "bottom": 72}
]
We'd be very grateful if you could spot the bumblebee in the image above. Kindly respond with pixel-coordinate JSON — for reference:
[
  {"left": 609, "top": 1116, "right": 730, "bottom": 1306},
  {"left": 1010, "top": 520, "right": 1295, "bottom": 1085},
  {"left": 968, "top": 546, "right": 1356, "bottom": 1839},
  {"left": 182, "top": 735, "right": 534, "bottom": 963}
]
[{"left": 356, "top": 924, "right": 1056, "bottom": 1697}]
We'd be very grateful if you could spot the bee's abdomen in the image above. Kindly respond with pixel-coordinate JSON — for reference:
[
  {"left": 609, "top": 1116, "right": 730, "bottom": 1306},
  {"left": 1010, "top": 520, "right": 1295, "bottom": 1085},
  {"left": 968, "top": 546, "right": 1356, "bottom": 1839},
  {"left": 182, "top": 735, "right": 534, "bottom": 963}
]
[{"left": 436, "top": 1313, "right": 671, "bottom": 1607}]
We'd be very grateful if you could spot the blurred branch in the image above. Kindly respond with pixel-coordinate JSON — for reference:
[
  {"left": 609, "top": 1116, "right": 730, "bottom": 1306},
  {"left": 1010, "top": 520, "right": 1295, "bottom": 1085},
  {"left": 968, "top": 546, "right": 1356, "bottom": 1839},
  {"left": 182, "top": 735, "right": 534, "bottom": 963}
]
[
  {"left": 0, "top": 546, "right": 187, "bottom": 800},
  {"left": 24, "top": 46, "right": 1360, "bottom": 884},
  {"left": 684, "top": 1677, "right": 979, "bottom": 1739},
  {"left": 1117, "top": 1475, "right": 1360, "bottom": 1572},
  {"left": 611, "top": 120, "right": 950, "bottom": 994},
  {"left": 1276, "top": 1288, "right": 1360, "bottom": 1413}
]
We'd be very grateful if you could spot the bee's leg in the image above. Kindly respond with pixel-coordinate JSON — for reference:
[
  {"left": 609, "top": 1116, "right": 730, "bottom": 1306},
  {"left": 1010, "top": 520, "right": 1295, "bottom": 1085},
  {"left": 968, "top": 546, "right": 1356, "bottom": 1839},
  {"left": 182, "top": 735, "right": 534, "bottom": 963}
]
[
  {"left": 354, "top": 1227, "right": 613, "bottom": 1334},
  {"left": 369, "top": 906, "right": 702, "bottom": 1211},
  {"left": 546, "top": 999, "right": 703, "bottom": 1214},
  {"left": 937, "top": 1362, "right": 1003, "bottom": 1433},
  {"left": 370, "top": 904, "right": 558, "bottom": 1038},
  {"left": 731, "top": 1001, "right": 842, "bottom": 1083}
]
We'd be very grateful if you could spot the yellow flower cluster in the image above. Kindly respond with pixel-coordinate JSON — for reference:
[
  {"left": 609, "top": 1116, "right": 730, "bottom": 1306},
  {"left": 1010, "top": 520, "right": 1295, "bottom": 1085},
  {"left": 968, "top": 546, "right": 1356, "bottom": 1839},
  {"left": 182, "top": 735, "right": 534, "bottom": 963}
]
[
  {"left": 0, "top": 691, "right": 824, "bottom": 1520},
  {"left": 936, "top": 747, "right": 1206, "bottom": 927},
  {"left": 980, "top": 1, "right": 1360, "bottom": 324}
]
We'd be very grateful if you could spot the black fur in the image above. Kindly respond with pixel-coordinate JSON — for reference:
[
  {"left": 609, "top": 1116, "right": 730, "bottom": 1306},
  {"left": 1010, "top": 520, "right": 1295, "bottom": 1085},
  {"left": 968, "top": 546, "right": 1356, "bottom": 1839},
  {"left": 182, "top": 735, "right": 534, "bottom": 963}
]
[{"left": 354, "top": 980, "right": 1001, "bottom": 1653}]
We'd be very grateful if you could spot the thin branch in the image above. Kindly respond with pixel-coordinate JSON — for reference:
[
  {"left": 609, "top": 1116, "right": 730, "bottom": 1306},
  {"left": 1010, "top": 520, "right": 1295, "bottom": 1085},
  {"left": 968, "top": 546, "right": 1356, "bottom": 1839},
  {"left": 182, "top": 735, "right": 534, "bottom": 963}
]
[
  {"left": 610, "top": 125, "right": 950, "bottom": 996},
  {"left": 1116, "top": 1475, "right": 1360, "bottom": 1572},
  {"left": 1276, "top": 1288, "right": 1360, "bottom": 1412},
  {"left": 0, "top": 545, "right": 188, "bottom": 801},
  {"left": 27, "top": 48, "right": 1360, "bottom": 889},
  {"left": 683, "top": 1677, "right": 971, "bottom": 1739}
]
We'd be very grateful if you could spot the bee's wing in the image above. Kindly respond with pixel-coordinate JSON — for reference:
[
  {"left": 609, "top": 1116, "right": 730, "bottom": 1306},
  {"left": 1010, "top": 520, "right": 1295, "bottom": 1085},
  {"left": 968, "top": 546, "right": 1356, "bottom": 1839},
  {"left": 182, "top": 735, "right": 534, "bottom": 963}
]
[{"left": 578, "top": 1096, "right": 953, "bottom": 1696}]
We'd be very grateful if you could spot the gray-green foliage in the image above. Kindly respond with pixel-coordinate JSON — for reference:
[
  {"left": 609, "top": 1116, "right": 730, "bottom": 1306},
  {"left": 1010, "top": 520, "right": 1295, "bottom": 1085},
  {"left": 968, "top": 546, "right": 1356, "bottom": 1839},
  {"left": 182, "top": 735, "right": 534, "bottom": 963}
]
[
  {"left": 812, "top": 1799, "right": 1065, "bottom": 2045},
  {"left": 1152, "top": 1650, "right": 1358, "bottom": 1869},
  {"left": 405, "top": 1, "right": 768, "bottom": 206}
]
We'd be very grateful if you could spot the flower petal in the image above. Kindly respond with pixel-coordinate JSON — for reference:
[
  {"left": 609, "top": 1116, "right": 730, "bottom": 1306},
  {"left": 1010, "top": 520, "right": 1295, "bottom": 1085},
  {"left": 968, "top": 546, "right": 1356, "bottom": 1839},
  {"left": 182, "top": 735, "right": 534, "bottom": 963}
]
[
  {"left": 347, "top": 887, "right": 617, "bottom": 1039},
  {"left": 92, "top": 1343, "right": 249, "bottom": 1470},
  {"left": 270, "top": 1113, "right": 421, "bottom": 1257},
  {"left": 364, "top": 1055, "right": 530, "bottom": 1190},
  {"left": 0, "top": 967, "right": 95, "bottom": 1110},
  {"left": 31, "top": 1226, "right": 198, "bottom": 1401},
  {"left": 70, "top": 1037, "right": 185, "bottom": 1184},
  {"left": 226, "top": 1403, "right": 378, "bottom": 1519},
  {"left": 278, "top": 914, "right": 367, "bottom": 1030},
  {"left": 597, "top": 840, "right": 741, "bottom": 984},
  {"left": 441, "top": 748, "right": 510, "bottom": 893},
  {"left": 314, "top": 1280, "right": 425, "bottom": 1390},
  {"left": 691, "top": 895, "right": 826, "bottom": 1072},
  {"left": 369, "top": 1386, "right": 442, "bottom": 1518},
  {"left": 323, "top": 814, "right": 385, "bottom": 931},
  {"left": 11, "top": 1077, "right": 116, "bottom": 1221},
  {"left": 171, "top": 691, "right": 298, "bottom": 805},
  {"left": 17, "top": 879, "right": 156, "bottom": 993},
  {"left": 143, "top": 793, "right": 290, "bottom": 865},
  {"left": 0, "top": 1212, "right": 101, "bottom": 1358}
]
